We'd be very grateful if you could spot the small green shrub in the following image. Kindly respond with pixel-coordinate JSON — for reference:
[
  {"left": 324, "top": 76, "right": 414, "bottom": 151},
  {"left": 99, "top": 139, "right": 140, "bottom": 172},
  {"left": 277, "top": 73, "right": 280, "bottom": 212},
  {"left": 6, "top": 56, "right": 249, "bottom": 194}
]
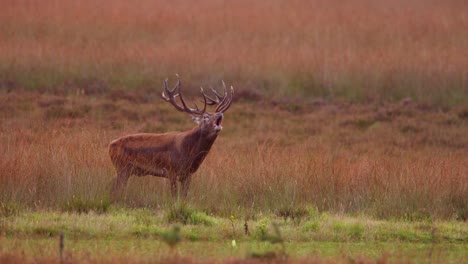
[
  {"left": 166, "top": 202, "right": 215, "bottom": 226},
  {"left": 332, "top": 222, "right": 346, "bottom": 232},
  {"left": 133, "top": 209, "right": 156, "bottom": 226},
  {"left": 189, "top": 211, "right": 215, "bottom": 226},
  {"left": 161, "top": 224, "right": 182, "bottom": 250},
  {"left": 307, "top": 206, "right": 321, "bottom": 220},
  {"left": 302, "top": 220, "right": 320, "bottom": 232},
  {"left": 401, "top": 212, "right": 432, "bottom": 222},
  {"left": 276, "top": 206, "right": 309, "bottom": 222},
  {"left": 62, "top": 196, "right": 110, "bottom": 214},
  {"left": 332, "top": 221, "right": 365, "bottom": 240},
  {"left": 251, "top": 222, "right": 287, "bottom": 261},
  {"left": 348, "top": 223, "right": 364, "bottom": 240},
  {"left": 187, "top": 232, "right": 199, "bottom": 241},
  {"left": 254, "top": 219, "right": 269, "bottom": 240},
  {"left": 396, "top": 230, "right": 418, "bottom": 241}
]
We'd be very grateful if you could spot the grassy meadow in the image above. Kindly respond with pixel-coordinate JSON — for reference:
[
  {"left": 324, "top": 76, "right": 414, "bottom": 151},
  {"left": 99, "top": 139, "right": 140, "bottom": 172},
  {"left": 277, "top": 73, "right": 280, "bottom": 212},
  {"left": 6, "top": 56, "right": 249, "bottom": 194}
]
[
  {"left": 0, "top": 0, "right": 467, "bottom": 263},
  {"left": 1, "top": 209, "right": 467, "bottom": 263}
]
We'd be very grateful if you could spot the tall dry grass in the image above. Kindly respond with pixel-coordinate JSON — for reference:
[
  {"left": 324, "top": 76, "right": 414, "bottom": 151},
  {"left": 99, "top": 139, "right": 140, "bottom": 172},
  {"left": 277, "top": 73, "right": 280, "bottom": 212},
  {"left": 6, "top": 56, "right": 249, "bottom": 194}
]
[
  {"left": 0, "top": 0, "right": 467, "bottom": 105},
  {"left": 1, "top": 92, "right": 466, "bottom": 220}
]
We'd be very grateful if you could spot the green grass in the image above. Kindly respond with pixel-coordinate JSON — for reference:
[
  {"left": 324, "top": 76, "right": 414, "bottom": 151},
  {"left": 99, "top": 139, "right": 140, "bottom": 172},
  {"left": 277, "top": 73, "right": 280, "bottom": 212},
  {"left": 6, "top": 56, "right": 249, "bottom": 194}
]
[
  {"left": 61, "top": 196, "right": 111, "bottom": 214},
  {"left": 0, "top": 208, "right": 467, "bottom": 263},
  {"left": 166, "top": 202, "right": 216, "bottom": 226}
]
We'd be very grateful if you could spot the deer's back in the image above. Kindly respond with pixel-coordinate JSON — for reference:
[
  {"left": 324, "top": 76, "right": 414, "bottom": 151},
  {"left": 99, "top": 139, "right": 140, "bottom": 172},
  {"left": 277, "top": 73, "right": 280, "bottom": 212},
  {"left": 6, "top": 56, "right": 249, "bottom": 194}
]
[{"left": 109, "top": 132, "right": 180, "bottom": 171}]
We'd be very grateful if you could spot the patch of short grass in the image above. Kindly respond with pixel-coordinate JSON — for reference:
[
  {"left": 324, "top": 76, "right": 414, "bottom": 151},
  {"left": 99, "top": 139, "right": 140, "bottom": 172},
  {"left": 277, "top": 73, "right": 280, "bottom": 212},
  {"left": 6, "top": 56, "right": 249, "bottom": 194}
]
[
  {"left": 166, "top": 202, "right": 216, "bottom": 226},
  {"left": 1, "top": 209, "right": 466, "bottom": 245},
  {"left": 61, "top": 196, "right": 110, "bottom": 214}
]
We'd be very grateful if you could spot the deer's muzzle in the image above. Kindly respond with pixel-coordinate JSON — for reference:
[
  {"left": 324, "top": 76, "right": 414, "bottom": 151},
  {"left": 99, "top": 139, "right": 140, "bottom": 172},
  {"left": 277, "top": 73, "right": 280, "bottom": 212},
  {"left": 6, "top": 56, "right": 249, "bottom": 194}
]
[{"left": 214, "top": 113, "right": 223, "bottom": 132}]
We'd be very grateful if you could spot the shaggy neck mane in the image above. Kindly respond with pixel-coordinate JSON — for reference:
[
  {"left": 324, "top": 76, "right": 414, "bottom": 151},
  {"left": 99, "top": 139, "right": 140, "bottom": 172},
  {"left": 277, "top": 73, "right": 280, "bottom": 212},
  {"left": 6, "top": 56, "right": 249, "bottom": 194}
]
[
  {"left": 181, "top": 126, "right": 218, "bottom": 173},
  {"left": 184, "top": 126, "right": 217, "bottom": 154}
]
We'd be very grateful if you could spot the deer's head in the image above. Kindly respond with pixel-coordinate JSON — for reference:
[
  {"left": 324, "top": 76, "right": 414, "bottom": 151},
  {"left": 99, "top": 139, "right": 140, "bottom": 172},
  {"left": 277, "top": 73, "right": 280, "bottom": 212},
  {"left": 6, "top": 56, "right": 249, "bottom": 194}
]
[{"left": 162, "top": 76, "right": 234, "bottom": 137}]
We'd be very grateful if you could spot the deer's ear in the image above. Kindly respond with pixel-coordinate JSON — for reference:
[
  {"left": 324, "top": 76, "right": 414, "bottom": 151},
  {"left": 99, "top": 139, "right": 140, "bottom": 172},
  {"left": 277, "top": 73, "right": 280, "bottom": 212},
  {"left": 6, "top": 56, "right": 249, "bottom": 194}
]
[{"left": 192, "top": 115, "right": 201, "bottom": 124}]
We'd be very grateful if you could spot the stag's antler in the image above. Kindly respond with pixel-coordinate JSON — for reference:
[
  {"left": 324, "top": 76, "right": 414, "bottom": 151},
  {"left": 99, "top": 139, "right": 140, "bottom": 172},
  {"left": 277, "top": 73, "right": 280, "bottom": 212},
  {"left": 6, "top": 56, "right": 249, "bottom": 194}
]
[
  {"left": 201, "top": 81, "right": 234, "bottom": 113},
  {"left": 162, "top": 76, "right": 207, "bottom": 116},
  {"left": 162, "top": 76, "right": 234, "bottom": 115}
]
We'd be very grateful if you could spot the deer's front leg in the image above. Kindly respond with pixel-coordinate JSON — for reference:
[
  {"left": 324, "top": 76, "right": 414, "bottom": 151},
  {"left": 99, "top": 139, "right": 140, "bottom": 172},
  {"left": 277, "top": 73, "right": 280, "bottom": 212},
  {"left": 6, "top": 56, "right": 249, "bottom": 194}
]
[
  {"left": 110, "top": 166, "right": 130, "bottom": 201},
  {"left": 180, "top": 175, "right": 192, "bottom": 198},
  {"left": 169, "top": 174, "right": 178, "bottom": 198}
]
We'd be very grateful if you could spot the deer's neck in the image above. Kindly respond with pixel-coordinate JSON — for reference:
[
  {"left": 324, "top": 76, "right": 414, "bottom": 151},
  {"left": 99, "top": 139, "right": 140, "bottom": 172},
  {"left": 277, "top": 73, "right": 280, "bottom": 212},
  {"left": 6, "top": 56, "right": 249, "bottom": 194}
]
[
  {"left": 185, "top": 126, "right": 218, "bottom": 154},
  {"left": 180, "top": 126, "right": 218, "bottom": 173}
]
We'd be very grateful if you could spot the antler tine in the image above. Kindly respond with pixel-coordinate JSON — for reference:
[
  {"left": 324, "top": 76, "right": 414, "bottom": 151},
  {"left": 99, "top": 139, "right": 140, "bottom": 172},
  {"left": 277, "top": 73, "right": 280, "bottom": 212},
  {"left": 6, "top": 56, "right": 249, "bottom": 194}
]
[
  {"left": 217, "top": 85, "right": 234, "bottom": 113},
  {"left": 200, "top": 86, "right": 220, "bottom": 105},
  {"left": 176, "top": 78, "right": 189, "bottom": 108},
  {"left": 163, "top": 77, "right": 232, "bottom": 115},
  {"left": 162, "top": 79, "right": 170, "bottom": 99},
  {"left": 198, "top": 87, "right": 208, "bottom": 113},
  {"left": 209, "top": 85, "right": 225, "bottom": 100},
  {"left": 177, "top": 78, "right": 206, "bottom": 116},
  {"left": 162, "top": 76, "right": 205, "bottom": 116},
  {"left": 214, "top": 81, "right": 229, "bottom": 113},
  {"left": 162, "top": 79, "right": 185, "bottom": 112}
]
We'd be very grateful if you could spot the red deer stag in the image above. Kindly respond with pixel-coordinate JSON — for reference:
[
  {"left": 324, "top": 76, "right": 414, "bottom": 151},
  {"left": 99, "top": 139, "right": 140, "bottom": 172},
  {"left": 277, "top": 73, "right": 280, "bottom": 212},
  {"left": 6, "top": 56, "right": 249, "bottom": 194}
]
[{"left": 109, "top": 76, "right": 234, "bottom": 199}]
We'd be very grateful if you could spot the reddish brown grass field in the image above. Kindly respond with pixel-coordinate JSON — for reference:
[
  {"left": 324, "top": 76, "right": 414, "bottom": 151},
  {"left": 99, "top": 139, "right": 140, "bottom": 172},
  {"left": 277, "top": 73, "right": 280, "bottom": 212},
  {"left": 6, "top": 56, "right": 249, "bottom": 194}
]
[
  {"left": 0, "top": 0, "right": 467, "bottom": 219},
  {"left": 1, "top": 90, "right": 467, "bottom": 220},
  {"left": 1, "top": 2, "right": 468, "bottom": 263}
]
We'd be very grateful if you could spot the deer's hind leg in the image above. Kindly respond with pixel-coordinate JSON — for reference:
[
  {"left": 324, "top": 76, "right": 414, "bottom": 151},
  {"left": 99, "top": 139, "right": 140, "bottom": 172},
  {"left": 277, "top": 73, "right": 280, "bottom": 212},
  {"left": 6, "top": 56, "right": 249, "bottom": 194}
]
[{"left": 167, "top": 172, "right": 178, "bottom": 199}]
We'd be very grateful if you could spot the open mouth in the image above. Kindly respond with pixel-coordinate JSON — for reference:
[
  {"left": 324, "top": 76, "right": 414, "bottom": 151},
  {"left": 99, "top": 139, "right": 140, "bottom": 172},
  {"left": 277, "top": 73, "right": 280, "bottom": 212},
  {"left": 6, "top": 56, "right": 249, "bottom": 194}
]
[
  {"left": 214, "top": 116, "right": 223, "bottom": 131},
  {"left": 216, "top": 116, "right": 223, "bottom": 126}
]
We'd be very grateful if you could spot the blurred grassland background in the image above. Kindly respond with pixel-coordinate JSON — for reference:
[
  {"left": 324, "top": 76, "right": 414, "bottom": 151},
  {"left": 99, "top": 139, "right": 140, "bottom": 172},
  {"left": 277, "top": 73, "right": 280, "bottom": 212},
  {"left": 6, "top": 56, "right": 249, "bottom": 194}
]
[
  {"left": 0, "top": 0, "right": 467, "bottom": 105},
  {"left": 0, "top": 0, "right": 467, "bottom": 221}
]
